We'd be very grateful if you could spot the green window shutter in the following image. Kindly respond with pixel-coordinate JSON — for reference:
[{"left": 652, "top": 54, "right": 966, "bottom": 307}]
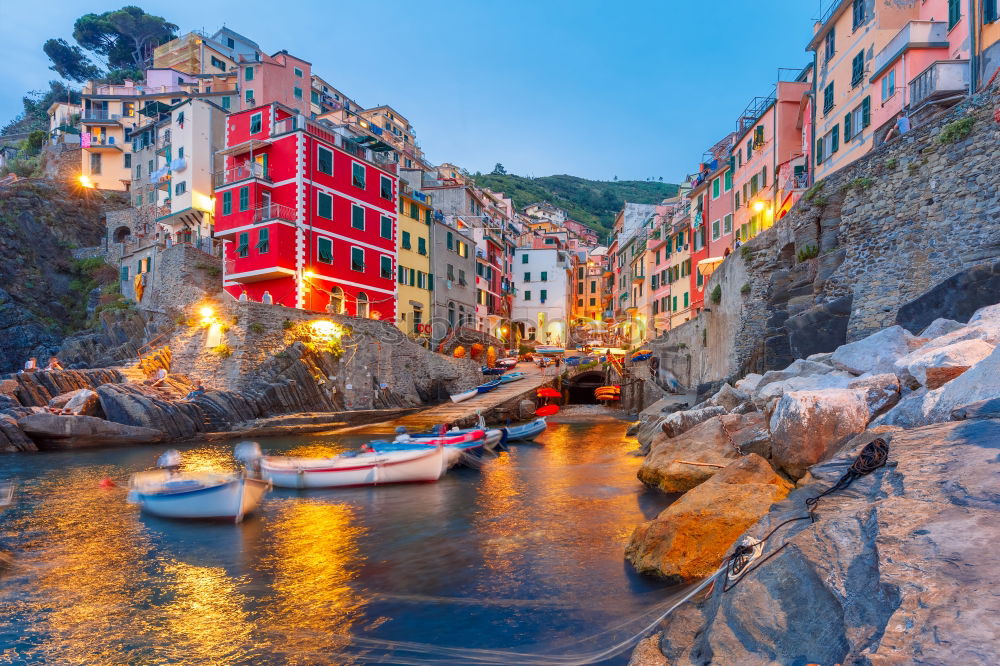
[
  {"left": 120, "top": 266, "right": 128, "bottom": 281},
  {"left": 402, "top": 231, "right": 411, "bottom": 249},
  {"left": 948, "top": 0, "right": 960, "bottom": 28},
  {"left": 861, "top": 96, "right": 871, "bottom": 129},
  {"left": 684, "top": 293, "right": 689, "bottom": 308},
  {"left": 986, "top": 0, "right": 998, "bottom": 23},
  {"left": 318, "top": 237, "right": 333, "bottom": 263},
  {"left": 832, "top": 125, "right": 840, "bottom": 153},
  {"left": 541, "top": 271, "right": 547, "bottom": 281},
  {"left": 447, "top": 232, "right": 453, "bottom": 250},
  {"left": 844, "top": 111, "right": 852, "bottom": 141},
  {"left": 428, "top": 274, "right": 434, "bottom": 291},
  {"left": 352, "top": 205, "right": 365, "bottom": 230},
  {"left": 317, "top": 192, "right": 332, "bottom": 218},
  {"left": 381, "top": 216, "right": 392, "bottom": 239},
  {"left": 418, "top": 237, "right": 426, "bottom": 255},
  {"left": 222, "top": 191, "right": 232, "bottom": 215},
  {"left": 238, "top": 187, "right": 249, "bottom": 211},
  {"left": 816, "top": 138, "right": 824, "bottom": 164}
]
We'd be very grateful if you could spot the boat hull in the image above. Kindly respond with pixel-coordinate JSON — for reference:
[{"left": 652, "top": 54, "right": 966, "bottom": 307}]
[
  {"left": 261, "top": 447, "right": 446, "bottom": 489},
  {"left": 503, "top": 418, "right": 547, "bottom": 442},
  {"left": 133, "top": 477, "right": 271, "bottom": 523},
  {"left": 450, "top": 389, "right": 477, "bottom": 403}
]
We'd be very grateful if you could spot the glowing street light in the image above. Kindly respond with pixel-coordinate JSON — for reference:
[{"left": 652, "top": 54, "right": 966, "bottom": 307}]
[
  {"left": 78, "top": 175, "right": 94, "bottom": 189},
  {"left": 752, "top": 200, "right": 766, "bottom": 213}
]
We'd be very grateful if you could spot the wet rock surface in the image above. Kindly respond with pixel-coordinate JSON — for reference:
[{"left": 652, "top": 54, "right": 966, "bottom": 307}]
[{"left": 18, "top": 412, "right": 164, "bottom": 448}]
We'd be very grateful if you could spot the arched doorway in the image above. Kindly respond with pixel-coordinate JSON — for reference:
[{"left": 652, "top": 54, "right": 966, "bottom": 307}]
[
  {"left": 356, "top": 292, "right": 369, "bottom": 318},
  {"left": 112, "top": 226, "right": 131, "bottom": 244},
  {"left": 327, "top": 287, "right": 344, "bottom": 314}
]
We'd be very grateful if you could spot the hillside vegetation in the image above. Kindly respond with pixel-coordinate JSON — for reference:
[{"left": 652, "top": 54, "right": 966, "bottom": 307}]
[{"left": 470, "top": 173, "right": 678, "bottom": 234}]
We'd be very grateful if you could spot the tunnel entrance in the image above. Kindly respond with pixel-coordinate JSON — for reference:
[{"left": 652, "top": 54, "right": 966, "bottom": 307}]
[{"left": 564, "top": 370, "right": 608, "bottom": 404}]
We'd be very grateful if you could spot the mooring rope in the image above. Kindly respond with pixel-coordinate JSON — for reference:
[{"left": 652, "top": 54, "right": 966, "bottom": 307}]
[{"left": 722, "top": 437, "right": 890, "bottom": 592}]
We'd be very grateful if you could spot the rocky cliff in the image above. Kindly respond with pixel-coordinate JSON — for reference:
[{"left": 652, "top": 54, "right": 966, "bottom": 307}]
[{"left": 0, "top": 179, "right": 129, "bottom": 373}]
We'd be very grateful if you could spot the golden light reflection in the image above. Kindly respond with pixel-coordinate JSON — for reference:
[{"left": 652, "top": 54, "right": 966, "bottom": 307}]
[
  {"left": 1, "top": 467, "right": 157, "bottom": 663},
  {"left": 258, "top": 500, "right": 366, "bottom": 663},
  {"left": 472, "top": 450, "right": 531, "bottom": 588},
  {"left": 158, "top": 561, "right": 255, "bottom": 665}
]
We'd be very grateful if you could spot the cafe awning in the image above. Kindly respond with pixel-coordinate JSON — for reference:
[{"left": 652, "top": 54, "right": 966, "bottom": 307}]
[{"left": 697, "top": 256, "right": 726, "bottom": 277}]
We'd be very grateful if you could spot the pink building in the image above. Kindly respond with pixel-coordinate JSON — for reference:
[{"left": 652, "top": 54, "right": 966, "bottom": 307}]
[
  {"left": 869, "top": 1, "right": 972, "bottom": 142},
  {"left": 236, "top": 51, "right": 312, "bottom": 115}
]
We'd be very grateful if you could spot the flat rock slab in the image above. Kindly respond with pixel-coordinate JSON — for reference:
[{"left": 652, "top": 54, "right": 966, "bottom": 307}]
[
  {"left": 18, "top": 412, "right": 164, "bottom": 449},
  {"left": 655, "top": 418, "right": 1000, "bottom": 665}
]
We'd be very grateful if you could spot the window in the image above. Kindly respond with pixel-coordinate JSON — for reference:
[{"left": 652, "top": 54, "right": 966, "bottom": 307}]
[
  {"left": 418, "top": 237, "right": 427, "bottom": 255},
  {"left": 380, "top": 255, "right": 392, "bottom": 279},
  {"left": 683, "top": 292, "right": 689, "bottom": 308},
  {"left": 120, "top": 266, "right": 129, "bottom": 281},
  {"left": 245, "top": 89, "right": 254, "bottom": 104},
  {"left": 135, "top": 194, "right": 142, "bottom": 207},
  {"left": 402, "top": 231, "right": 411, "bottom": 249},
  {"left": 237, "top": 232, "right": 249, "bottom": 258},
  {"left": 761, "top": 166, "right": 767, "bottom": 187},
  {"left": 458, "top": 270, "right": 467, "bottom": 286},
  {"left": 673, "top": 296, "right": 678, "bottom": 311},
  {"left": 211, "top": 56, "right": 226, "bottom": 71},
  {"left": 356, "top": 292, "right": 369, "bottom": 318},
  {"left": 178, "top": 146, "right": 184, "bottom": 159},
  {"left": 222, "top": 191, "right": 232, "bottom": 215},
  {"left": 446, "top": 232, "right": 453, "bottom": 250},
  {"left": 90, "top": 152, "right": 101, "bottom": 174},
  {"left": 882, "top": 69, "right": 896, "bottom": 102},
  {"left": 293, "top": 87, "right": 303, "bottom": 100},
  {"left": 136, "top": 163, "right": 142, "bottom": 179},
  {"left": 845, "top": 96, "right": 872, "bottom": 140},
  {"left": 317, "top": 146, "right": 333, "bottom": 175},
  {"left": 409, "top": 202, "right": 419, "bottom": 219},
  {"left": 257, "top": 228, "right": 270, "bottom": 253},
  {"left": 540, "top": 289, "right": 547, "bottom": 302},
  {"left": 524, "top": 272, "right": 531, "bottom": 282},
  {"left": 987, "top": 0, "right": 999, "bottom": 23},
  {"left": 540, "top": 271, "right": 547, "bottom": 281},
  {"left": 723, "top": 214, "right": 733, "bottom": 234},
  {"left": 711, "top": 219, "right": 721, "bottom": 241},
  {"left": 221, "top": 96, "right": 231, "bottom": 110},
  {"left": 250, "top": 112, "right": 262, "bottom": 134},
  {"left": 447, "top": 264, "right": 455, "bottom": 280},
  {"left": 294, "top": 67, "right": 303, "bottom": 77},
  {"left": 317, "top": 236, "right": 333, "bottom": 263},
  {"left": 851, "top": 51, "right": 865, "bottom": 87},
  {"left": 724, "top": 170, "right": 732, "bottom": 191},
  {"left": 317, "top": 192, "right": 332, "bottom": 219},
  {"left": 852, "top": 0, "right": 869, "bottom": 29},
  {"left": 351, "top": 204, "right": 365, "bottom": 230},
  {"left": 524, "top": 290, "right": 531, "bottom": 301},
  {"left": 590, "top": 280, "right": 596, "bottom": 293},
  {"left": 712, "top": 178, "right": 720, "bottom": 199},
  {"left": 948, "top": 0, "right": 961, "bottom": 29},
  {"left": 590, "top": 298, "right": 596, "bottom": 307},
  {"left": 123, "top": 102, "right": 135, "bottom": 117},
  {"left": 244, "top": 66, "right": 254, "bottom": 81},
  {"left": 239, "top": 186, "right": 249, "bottom": 211},
  {"left": 577, "top": 282, "right": 584, "bottom": 295},
  {"left": 823, "top": 83, "right": 834, "bottom": 114},
  {"left": 123, "top": 153, "right": 132, "bottom": 169},
  {"left": 352, "top": 162, "right": 366, "bottom": 189},
  {"left": 380, "top": 175, "right": 392, "bottom": 200},
  {"left": 457, "top": 242, "right": 468, "bottom": 258},
  {"left": 735, "top": 191, "right": 741, "bottom": 209},
  {"left": 380, "top": 215, "right": 392, "bottom": 240},
  {"left": 824, "top": 27, "right": 836, "bottom": 62},
  {"left": 351, "top": 247, "right": 365, "bottom": 272},
  {"left": 175, "top": 181, "right": 186, "bottom": 195}
]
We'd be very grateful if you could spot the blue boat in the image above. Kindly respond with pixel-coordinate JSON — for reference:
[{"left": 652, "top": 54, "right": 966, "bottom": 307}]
[
  {"left": 564, "top": 356, "right": 583, "bottom": 366},
  {"left": 498, "top": 371, "right": 526, "bottom": 384},
  {"left": 481, "top": 367, "right": 506, "bottom": 375},
  {"left": 476, "top": 380, "right": 501, "bottom": 393},
  {"left": 502, "top": 417, "right": 547, "bottom": 442}
]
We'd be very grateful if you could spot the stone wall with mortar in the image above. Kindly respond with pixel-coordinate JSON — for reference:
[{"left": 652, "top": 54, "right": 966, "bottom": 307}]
[{"left": 651, "top": 85, "right": 1000, "bottom": 388}]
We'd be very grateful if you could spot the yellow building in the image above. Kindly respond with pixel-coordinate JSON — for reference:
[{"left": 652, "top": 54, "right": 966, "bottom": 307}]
[
  {"left": 396, "top": 181, "right": 434, "bottom": 338},
  {"left": 807, "top": 0, "right": 924, "bottom": 182},
  {"left": 80, "top": 81, "right": 145, "bottom": 190}
]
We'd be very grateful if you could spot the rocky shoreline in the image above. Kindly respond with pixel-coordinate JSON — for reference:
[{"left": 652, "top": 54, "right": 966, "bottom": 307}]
[{"left": 626, "top": 302, "right": 1000, "bottom": 664}]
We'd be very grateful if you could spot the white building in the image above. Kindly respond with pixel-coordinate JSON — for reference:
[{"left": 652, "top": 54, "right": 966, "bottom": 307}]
[
  {"left": 48, "top": 101, "right": 81, "bottom": 145},
  {"left": 512, "top": 245, "right": 573, "bottom": 345}
]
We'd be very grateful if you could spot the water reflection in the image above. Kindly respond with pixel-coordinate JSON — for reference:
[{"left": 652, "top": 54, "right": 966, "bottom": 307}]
[
  {"left": 0, "top": 415, "right": 672, "bottom": 665},
  {"left": 258, "top": 499, "right": 366, "bottom": 663}
]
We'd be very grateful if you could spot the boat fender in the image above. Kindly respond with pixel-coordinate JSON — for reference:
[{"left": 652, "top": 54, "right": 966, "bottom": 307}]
[{"left": 99, "top": 477, "right": 117, "bottom": 488}]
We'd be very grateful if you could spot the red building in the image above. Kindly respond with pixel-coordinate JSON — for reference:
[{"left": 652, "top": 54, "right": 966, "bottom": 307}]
[{"left": 214, "top": 103, "right": 398, "bottom": 319}]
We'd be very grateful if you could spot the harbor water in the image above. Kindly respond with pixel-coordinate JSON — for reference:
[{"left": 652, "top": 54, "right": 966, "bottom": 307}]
[{"left": 0, "top": 409, "right": 675, "bottom": 664}]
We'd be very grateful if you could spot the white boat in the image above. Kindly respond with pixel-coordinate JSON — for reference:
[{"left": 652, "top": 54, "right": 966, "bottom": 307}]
[
  {"left": 503, "top": 417, "right": 548, "bottom": 442},
  {"left": 127, "top": 470, "right": 271, "bottom": 523},
  {"left": 259, "top": 446, "right": 447, "bottom": 489},
  {"left": 450, "top": 388, "right": 478, "bottom": 403},
  {"left": 0, "top": 481, "right": 13, "bottom": 510}
]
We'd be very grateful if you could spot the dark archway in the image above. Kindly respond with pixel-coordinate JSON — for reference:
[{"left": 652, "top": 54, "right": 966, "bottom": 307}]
[
  {"left": 564, "top": 370, "right": 607, "bottom": 404},
  {"left": 112, "top": 226, "right": 131, "bottom": 244}
]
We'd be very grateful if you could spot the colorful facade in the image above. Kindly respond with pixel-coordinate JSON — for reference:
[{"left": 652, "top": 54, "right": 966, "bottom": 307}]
[
  {"left": 396, "top": 181, "right": 433, "bottom": 335},
  {"left": 214, "top": 103, "right": 399, "bottom": 319}
]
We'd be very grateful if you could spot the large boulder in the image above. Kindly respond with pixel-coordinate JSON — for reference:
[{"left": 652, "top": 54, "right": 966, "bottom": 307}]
[
  {"left": 659, "top": 418, "right": 1000, "bottom": 665},
  {"left": 848, "top": 373, "right": 901, "bottom": 416},
  {"left": 873, "top": 387, "right": 941, "bottom": 428},
  {"left": 660, "top": 405, "right": 725, "bottom": 438},
  {"left": 830, "top": 325, "right": 924, "bottom": 375},
  {"left": 639, "top": 413, "right": 770, "bottom": 493},
  {"left": 756, "top": 358, "right": 833, "bottom": 391},
  {"left": 755, "top": 370, "right": 856, "bottom": 403},
  {"left": 18, "top": 412, "right": 164, "bottom": 448},
  {"left": 626, "top": 454, "right": 792, "bottom": 583},
  {"left": 96, "top": 383, "right": 205, "bottom": 440},
  {"left": 894, "top": 338, "right": 994, "bottom": 387},
  {"left": 769, "top": 388, "right": 870, "bottom": 478},
  {"left": 48, "top": 388, "right": 101, "bottom": 416},
  {"left": 919, "top": 317, "right": 966, "bottom": 339},
  {"left": 0, "top": 414, "right": 35, "bottom": 452},
  {"left": 895, "top": 261, "right": 1000, "bottom": 333},
  {"left": 707, "top": 383, "right": 749, "bottom": 412},
  {"left": 734, "top": 373, "right": 763, "bottom": 394}
]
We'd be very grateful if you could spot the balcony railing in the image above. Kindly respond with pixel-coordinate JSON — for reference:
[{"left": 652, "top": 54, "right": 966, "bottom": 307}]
[
  {"left": 253, "top": 203, "right": 295, "bottom": 224},
  {"left": 82, "top": 110, "right": 122, "bottom": 122},
  {"left": 909, "top": 60, "right": 970, "bottom": 110},
  {"left": 214, "top": 162, "right": 271, "bottom": 187},
  {"left": 873, "top": 21, "right": 948, "bottom": 76}
]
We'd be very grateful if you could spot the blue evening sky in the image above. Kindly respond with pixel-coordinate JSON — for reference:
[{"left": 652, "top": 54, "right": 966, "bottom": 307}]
[{"left": 1, "top": 0, "right": 834, "bottom": 182}]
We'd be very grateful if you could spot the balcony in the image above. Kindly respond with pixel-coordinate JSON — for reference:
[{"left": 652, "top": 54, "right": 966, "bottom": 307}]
[
  {"left": 82, "top": 109, "right": 123, "bottom": 125},
  {"left": 83, "top": 135, "right": 122, "bottom": 152},
  {"left": 909, "top": 60, "right": 970, "bottom": 111},
  {"left": 873, "top": 21, "right": 949, "bottom": 79},
  {"left": 214, "top": 162, "right": 271, "bottom": 188},
  {"left": 253, "top": 203, "right": 295, "bottom": 224},
  {"left": 156, "top": 129, "right": 171, "bottom": 155}
]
